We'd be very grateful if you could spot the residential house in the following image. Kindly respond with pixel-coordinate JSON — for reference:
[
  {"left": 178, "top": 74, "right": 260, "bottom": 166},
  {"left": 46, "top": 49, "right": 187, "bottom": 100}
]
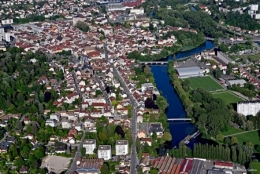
[
  {"left": 23, "top": 118, "right": 31, "bottom": 125},
  {"left": 83, "top": 139, "right": 96, "bottom": 154},
  {"left": 7, "top": 136, "right": 16, "bottom": 143},
  {"left": 61, "top": 119, "right": 72, "bottom": 129},
  {"left": 138, "top": 130, "right": 146, "bottom": 138},
  {"left": 140, "top": 138, "right": 152, "bottom": 146},
  {"left": 149, "top": 123, "right": 164, "bottom": 137},
  {"left": 50, "top": 113, "right": 61, "bottom": 122},
  {"left": 69, "top": 129, "right": 78, "bottom": 136},
  {"left": 55, "top": 147, "right": 66, "bottom": 153},
  {"left": 19, "top": 166, "right": 29, "bottom": 174},
  {"left": 116, "top": 140, "right": 128, "bottom": 156},
  {"left": 38, "top": 75, "right": 49, "bottom": 85},
  {"left": 75, "top": 123, "right": 82, "bottom": 131},
  {"left": 0, "top": 146, "right": 7, "bottom": 153},
  {"left": 45, "top": 119, "right": 58, "bottom": 127},
  {"left": 98, "top": 145, "right": 112, "bottom": 160}
]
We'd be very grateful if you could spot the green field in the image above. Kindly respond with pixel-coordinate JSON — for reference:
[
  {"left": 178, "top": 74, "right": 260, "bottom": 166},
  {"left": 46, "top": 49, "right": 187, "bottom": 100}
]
[
  {"left": 249, "top": 162, "right": 260, "bottom": 174},
  {"left": 221, "top": 127, "right": 243, "bottom": 136},
  {"left": 188, "top": 76, "right": 224, "bottom": 91},
  {"left": 234, "top": 130, "right": 260, "bottom": 145},
  {"left": 212, "top": 91, "right": 244, "bottom": 104}
]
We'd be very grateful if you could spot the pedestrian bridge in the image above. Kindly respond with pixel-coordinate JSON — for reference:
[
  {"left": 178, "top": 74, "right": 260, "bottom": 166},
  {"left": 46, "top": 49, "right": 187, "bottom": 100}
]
[
  {"left": 167, "top": 118, "right": 192, "bottom": 121},
  {"left": 140, "top": 61, "right": 168, "bottom": 65}
]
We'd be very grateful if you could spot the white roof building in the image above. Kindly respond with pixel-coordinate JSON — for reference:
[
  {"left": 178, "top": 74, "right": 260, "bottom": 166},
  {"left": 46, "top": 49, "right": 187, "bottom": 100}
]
[
  {"left": 227, "top": 79, "right": 246, "bottom": 87},
  {"left": 45, "top": 119, "right": 57, "bottom": 127},
  {"left": 83, "top": 139, "right": 96, "bottom": 154},
  {"left": 141, "top": 83, "right": 154, "bottom": 93},
  {"left": 116, "top": 140, "right": 128, "bottom": 156},
  {"left": 98, "top": 145, "right": 111, "bottom": 160},
  {"left": 175, "top": 66, "right": 204, "bottom": 79},
  {"left": 237, "top": 101, "right": 260, "bottom": 116}
]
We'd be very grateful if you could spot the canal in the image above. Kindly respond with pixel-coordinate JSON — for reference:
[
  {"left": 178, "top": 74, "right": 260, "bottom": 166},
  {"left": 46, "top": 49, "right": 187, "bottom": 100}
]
[{"left": 151, "top": 41, "right": 215, "bottom": 149}]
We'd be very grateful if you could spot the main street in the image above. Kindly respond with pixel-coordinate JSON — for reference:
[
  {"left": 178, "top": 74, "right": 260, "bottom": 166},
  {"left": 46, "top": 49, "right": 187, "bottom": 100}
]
[
  {"left": 102, "top": 41, "right": 139, "bottom": 172},
  {"left": 112, "top": 66, "right": 139, "bottom": 174}
]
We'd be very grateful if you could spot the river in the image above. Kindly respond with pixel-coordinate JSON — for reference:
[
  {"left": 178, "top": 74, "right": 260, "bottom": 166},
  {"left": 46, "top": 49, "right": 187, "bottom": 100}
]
[{"left": 151, "top": 41, "right": 215, "bottom": 149}]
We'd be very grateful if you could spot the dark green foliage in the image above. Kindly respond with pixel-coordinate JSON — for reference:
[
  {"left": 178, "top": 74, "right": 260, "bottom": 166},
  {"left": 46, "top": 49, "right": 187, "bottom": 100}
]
[
  {"left": 228, "top": 84, "right": 255, "bottom": 99},
  {"left": 169, "top": 143, "right": 252, "bottom": 165},
  {"left": 0, "top": 48, "right": 63, "bottom": 114},
  {"left": 76, "top": 21, "right": 90, "bottom": 32},
  {"left": 223, "top": 12, "right": 260, "bottom": 30}
]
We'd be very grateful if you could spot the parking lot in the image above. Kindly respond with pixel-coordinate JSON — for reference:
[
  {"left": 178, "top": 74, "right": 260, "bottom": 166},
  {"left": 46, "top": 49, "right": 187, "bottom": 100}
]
[{"left": 41, "top": 155, "right": 72, "bottom": 173}]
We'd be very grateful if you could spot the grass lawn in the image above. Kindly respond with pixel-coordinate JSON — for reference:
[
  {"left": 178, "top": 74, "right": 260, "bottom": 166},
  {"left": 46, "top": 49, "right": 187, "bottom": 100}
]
[
  {"left": 249, "top": 162, "right": 260, "bottom": 174},
  {"left": 221, "top": 127, "right": 243, "bottom": 136},
  {"left": 234, "top": 130, "right": 260, "bottom": 145},
  {"left": 188, "top": 76, "right": 224, "bottom": 91},
  {"left": 212, "top": 91, "right": 244, "bottom": 104}
]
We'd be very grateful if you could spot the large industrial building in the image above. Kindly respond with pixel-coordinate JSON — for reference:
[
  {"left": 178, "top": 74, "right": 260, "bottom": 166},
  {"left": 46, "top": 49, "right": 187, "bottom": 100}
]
[
  {"left": 237, "top": 101, "right": 260, "bottom": 116},
  {"left": 175, "top": 66, "right": 204, "bottom": 79},
  {"left": 227, "top": 79, "right": 246, "bottom": 87}
]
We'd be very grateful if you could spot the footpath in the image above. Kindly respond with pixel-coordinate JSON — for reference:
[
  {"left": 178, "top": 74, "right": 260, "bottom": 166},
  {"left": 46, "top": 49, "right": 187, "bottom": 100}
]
[{"left": 224, "top": 129, "right": 260, "bottom": 137}]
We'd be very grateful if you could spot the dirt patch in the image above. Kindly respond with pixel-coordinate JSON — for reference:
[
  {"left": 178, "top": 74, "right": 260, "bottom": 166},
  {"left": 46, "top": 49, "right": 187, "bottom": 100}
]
[{"left": 41, "top": 155, "right": 72, "bottom": 173}]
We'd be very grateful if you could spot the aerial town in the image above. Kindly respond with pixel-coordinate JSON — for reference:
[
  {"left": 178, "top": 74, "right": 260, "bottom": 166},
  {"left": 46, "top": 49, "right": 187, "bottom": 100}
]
[{"left": 0, "top": 0, "right": 260, "bottom": 174}]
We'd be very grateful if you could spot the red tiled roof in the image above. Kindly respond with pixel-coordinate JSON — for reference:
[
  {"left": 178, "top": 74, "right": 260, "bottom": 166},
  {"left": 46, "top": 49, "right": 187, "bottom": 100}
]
[{"left": 214, "top": 162, "right": 234, "bottom": 167}]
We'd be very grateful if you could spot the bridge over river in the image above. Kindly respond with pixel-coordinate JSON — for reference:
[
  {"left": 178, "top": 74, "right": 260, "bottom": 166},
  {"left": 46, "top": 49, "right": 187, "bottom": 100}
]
[
  {"left": 140, "top": 61, "right": 168, "bottom": 65},
  {"left": 167, "top": 118, "right": 192, "bottom": 121}
]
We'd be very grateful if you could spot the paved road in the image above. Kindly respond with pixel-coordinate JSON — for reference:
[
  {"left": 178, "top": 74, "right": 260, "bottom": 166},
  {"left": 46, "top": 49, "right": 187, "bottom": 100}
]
[
  {"left": 224, "top": 129, "right": 260, "bottom": 137},
  {"left": 112, "top": 66, "right": 139, "bottom": 174},
  {"left": 66, "top": 131, "right": 86, "bottom": 174},
  {"left": 230, "top": 91, "right": 257, "bottom": 101}
]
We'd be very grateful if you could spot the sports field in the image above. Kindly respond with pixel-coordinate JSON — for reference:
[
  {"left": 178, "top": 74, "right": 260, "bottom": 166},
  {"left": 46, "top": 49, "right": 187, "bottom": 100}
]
[
  {"left": 188, "top": 76, "right": 224, "bottom": 91},
  {"left": 212, "top": 91, "right": 244, "bottom": 104}
]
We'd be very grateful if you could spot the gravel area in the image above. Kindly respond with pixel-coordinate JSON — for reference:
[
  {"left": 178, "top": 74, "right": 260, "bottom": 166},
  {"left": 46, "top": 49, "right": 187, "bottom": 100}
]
[{"left": 41, "top": 155, "right": 72, "bottom": 173}]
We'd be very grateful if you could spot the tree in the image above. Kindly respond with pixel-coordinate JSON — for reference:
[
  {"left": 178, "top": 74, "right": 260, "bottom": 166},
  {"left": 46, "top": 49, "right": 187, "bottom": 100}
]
[
  {"left": 152, "top": 132, "right": 157, "bottom": 141},
  {"left": 98, "top": 132, "right": 108, "bottom": 143},
  {"left": 101, "top": 163, "right": 109, "bottom": 174},
  {"left": 246, "top": 120, "right": 254, "bottom": 131},
  {"left": 39, "top": 91, "right": 44, "bottom": 103},
  {"left": 14, "top": 156, "right": 25, "bottom": 167},
  {"left": 256, "top": 145, "right": 260, "bottom": 153},
  {"left": 162, "top": 132, "right": 172, "bottom": 141},
  {"left": 31, "top": 123, "right": 39, "bottom": 134},
  {"left": 231, "top": 137, "right": 238, "bottom": 145},
  {"left": 9, "top": 144, "right": 18, "bottom": 159},
  {"left": 214, "top": 69, "right": 222, "bottom": 79},
  {"left": 34, "top": 146, "right": 45, "bottom": 159},
  {"left": 76, "top": 21, "right": 89, "bottom": 32},
  {"left": 144, "top": 65, "right": 151, "bottom": 74},
  {"left": 220, "top": 43, "right": 229, "bottom": 53},
  {"left": 81, "top": 147, "right": 86, "bottom": 156},
  {"left": 231, "top": 146, "right": 237, "bottom": 162},
  {"left": 15, "top": 119, "right": 23, "bottom": 130},
  {"left": 150, "top": 168, "right": 159, "bottom": 174},
  {"left": 216, "top": 134, "right": 224, "bottom": 141}
]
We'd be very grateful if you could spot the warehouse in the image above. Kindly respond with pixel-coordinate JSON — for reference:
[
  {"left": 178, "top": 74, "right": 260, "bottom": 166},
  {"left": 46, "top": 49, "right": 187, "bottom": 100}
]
[
  {"left": 226, "top": 79, "right": 246, "bottom": 87},
  {"left": 175, "top": 66, "right": 204, "bottom": 79}
]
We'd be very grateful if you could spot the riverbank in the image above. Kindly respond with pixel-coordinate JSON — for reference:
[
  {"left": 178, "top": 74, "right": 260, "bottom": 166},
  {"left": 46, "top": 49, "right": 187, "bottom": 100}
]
[
  {"left": 128, "top": 38, "right": 209, "bottom": 62},
  {"left": 133, "top": 65, "right": 172, "bottom": 156}
]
